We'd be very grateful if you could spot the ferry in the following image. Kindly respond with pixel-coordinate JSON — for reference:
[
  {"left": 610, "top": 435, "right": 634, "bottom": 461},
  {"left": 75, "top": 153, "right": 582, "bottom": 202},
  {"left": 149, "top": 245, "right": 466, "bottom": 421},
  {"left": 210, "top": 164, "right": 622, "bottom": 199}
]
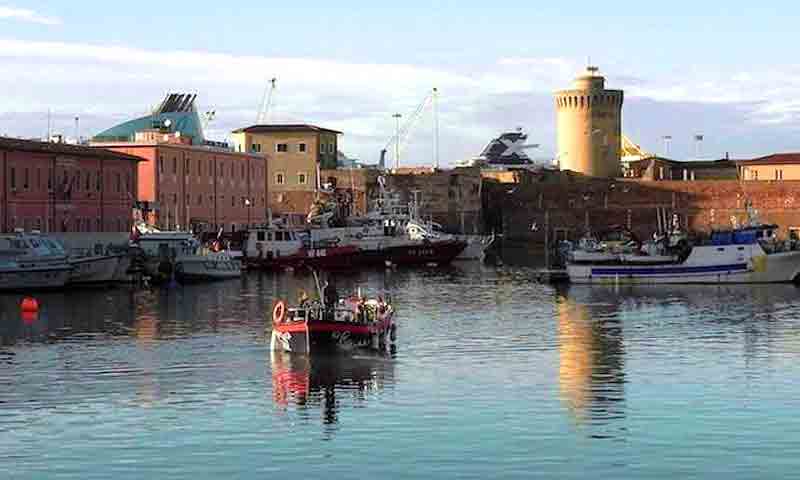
[
  {"left": 566, "top": 218, "right": 800, "bottom": 285},
  {"left": 270, "top": 291, "right": 396, "bottom": 354}
]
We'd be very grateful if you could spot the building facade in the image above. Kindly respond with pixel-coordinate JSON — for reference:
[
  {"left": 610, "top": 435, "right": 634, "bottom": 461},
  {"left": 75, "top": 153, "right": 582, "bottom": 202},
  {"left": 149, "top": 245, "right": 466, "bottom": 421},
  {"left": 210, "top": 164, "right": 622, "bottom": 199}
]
[
  {"left": 230, "top": 124, "right": 341, "bottom": 219},
  {"left": 0, "top": 137, "right": 141, "bottom": 233},
  {"left": 738, "top": 154, "right": 800, "bottom": 181},
  {"left": 96, "top": 142, "right": 266, "bottom": 232},
  {"left": 555, "top": 66, "right": 624, "bottom": 178},
  {"left": 626, "top": 157, "right": 739, "bottom": 181}
]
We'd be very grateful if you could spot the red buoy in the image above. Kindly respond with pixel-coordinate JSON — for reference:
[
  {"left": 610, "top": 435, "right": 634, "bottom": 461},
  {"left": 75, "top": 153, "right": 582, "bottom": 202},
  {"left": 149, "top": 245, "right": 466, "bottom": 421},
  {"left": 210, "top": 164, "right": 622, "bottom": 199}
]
[{"left": 21, "top": 297, "right": 39, "bottom": 313}]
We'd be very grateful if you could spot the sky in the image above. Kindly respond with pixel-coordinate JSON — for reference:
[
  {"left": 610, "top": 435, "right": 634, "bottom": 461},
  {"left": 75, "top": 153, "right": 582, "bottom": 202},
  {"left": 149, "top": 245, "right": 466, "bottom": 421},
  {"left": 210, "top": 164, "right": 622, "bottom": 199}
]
[{"left": 1, "top": 1, "right": 800, "bottom": 166}]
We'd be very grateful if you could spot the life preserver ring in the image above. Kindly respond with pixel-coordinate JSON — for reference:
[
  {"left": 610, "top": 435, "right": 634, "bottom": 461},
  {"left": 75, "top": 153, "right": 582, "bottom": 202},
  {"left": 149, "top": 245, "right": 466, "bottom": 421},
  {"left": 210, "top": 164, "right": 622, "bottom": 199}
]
[{"left": 272, "top": 300, "right": 287, "bottom": 324}]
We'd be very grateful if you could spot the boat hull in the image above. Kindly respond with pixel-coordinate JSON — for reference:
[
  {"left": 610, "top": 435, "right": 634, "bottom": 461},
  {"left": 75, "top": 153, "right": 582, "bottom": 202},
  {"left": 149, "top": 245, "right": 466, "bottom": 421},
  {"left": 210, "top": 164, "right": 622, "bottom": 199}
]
[
  {"left": 568, "top": 249, "right": 800, "bottom": 284},
  {"left": 175, "top": 257, "right": 242, "bottom": 282},
  {"left": 271, "top": 313, "right": 395, "bottom": 354},
  {"left": 0, "top": 265, "right": 72, "bottom": 291},
  {"left": 69, "top": 255, "right": 122, "bottom": 285}
]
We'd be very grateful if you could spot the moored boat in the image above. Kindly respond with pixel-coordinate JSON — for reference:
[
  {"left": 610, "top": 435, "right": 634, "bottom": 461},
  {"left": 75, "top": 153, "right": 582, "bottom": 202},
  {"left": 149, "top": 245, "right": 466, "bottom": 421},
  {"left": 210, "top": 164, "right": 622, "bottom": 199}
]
[
  {"left": 567, "top": 220, "right": 800, "bottom": 284},
  {"left": 0, "top": 231, "right": 72, "bottom": 290},
  {"left": 67, "top": 248, "right": 123, "bottom": 285}
]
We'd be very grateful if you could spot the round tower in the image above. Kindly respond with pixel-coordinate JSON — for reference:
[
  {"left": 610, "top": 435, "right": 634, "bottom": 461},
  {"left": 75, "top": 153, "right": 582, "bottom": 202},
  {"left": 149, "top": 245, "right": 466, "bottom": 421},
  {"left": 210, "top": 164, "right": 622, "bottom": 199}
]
[{"left": 555, "top": 66, "right": 624, "bottom": 178}]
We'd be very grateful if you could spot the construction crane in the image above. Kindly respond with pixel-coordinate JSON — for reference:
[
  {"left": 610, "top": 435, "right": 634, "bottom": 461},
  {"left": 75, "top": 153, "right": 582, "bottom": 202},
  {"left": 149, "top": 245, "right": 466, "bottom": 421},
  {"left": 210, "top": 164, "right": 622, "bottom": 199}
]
[
  {"left": 256, "top": 77, "right": 277, "bottom": 124},
  {"left": 380, "top": 88, "right": 439, "bottom": 170}
]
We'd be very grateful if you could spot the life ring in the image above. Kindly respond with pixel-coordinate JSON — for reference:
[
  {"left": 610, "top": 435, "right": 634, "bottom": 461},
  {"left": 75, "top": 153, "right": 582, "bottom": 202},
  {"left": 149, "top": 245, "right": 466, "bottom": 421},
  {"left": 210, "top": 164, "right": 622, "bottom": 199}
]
[{"left": 272, "top": 300, "right": 287, "bottom": 324}]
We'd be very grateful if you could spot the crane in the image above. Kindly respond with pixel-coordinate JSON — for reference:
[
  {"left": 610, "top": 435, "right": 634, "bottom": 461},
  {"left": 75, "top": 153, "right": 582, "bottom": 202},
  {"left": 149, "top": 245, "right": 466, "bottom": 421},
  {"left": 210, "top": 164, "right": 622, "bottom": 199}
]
[
  {"left": 380, "top": 88, "right": 439, "bottom": 170},
  {"left": 256, "top": 77, "right": 277, "bottom": 124}
]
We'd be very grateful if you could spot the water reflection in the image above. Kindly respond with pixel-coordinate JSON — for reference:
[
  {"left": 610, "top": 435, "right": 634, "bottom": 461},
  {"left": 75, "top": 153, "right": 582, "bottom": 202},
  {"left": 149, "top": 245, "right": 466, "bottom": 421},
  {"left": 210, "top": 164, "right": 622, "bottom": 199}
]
[
  {"left": 271, "top": 350, "right": 395, "bottom": 435},
  {"left": 0, "top": 289, "right": 137, "bottom": 346},
  {"left": 556, "top": 286, "right": 626, "bottom": 435}
]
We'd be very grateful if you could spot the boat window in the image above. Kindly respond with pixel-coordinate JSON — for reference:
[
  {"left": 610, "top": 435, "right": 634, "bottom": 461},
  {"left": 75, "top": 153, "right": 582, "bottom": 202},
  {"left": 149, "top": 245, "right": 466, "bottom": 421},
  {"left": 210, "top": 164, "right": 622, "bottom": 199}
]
[
  {"left": 738, "top": 247, "right": 745, "bottom": 251},
  {"left": 257, "top": 231, "right": 265, "bottom": 241},
  {"left": 29, "top": 239, "right": 40, "bottom": 248},
  {"left": 268, "top": 232, "right": 273, "bottom": 241},
  {"left": 717, "top": 247, "right": 725, "bottom": 252}
]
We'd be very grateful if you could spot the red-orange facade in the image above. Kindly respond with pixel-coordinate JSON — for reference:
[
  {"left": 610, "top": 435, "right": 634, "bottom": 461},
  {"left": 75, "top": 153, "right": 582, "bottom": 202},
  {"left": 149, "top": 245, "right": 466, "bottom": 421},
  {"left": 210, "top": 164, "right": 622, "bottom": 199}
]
[
  {"left": 101, "top": 143, "right": 267, "bottom": 232},
  {"left": 0, "top": 138, "right": 140, "bottom": 233}
]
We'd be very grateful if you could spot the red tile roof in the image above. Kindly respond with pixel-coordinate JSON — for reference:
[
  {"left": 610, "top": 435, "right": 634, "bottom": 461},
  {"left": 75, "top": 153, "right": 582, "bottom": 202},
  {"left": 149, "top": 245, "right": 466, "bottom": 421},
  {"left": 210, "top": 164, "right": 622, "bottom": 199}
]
[
  {"left": 737, "top": 153, "right": 800, "bottom": 165},
  {"left": 0, "top": 137, "right": 142, "bottom": 162},
  {"left": 232, "top": 124, "right": 342, "bottom": 135}
]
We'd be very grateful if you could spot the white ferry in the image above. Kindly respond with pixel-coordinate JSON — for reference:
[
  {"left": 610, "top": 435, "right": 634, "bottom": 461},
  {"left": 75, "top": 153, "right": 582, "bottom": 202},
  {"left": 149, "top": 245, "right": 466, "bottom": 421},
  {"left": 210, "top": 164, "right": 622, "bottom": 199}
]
[{"left": 0, "top": 231, "right": 73, "bottom": 290}]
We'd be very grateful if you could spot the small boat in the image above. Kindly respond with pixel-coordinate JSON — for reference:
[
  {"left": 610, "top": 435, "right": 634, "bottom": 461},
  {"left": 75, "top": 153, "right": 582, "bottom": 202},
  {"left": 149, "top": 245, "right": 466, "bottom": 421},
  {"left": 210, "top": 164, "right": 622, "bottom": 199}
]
[
  {"left": 0, "top": 230, "right": 72, "bottom": 290},
  {"left": 174, "top": 250, "right": 241, "bottom": 282},
  {"left": 270, "top": 292, "right": 396, "bottom": 354},
  {"left": 133, "top": 224, "right": 241, "bottom": 282}
]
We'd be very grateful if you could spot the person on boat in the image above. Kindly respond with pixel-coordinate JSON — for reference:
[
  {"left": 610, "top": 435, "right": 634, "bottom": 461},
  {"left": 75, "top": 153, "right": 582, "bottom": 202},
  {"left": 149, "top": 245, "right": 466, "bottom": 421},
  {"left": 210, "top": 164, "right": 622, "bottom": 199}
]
[
  {"left": 323, "top": 281, "right": 338, "bottom": 320},
  {"left": 298, "top": 289, "right": 310, "bottom": 307}
]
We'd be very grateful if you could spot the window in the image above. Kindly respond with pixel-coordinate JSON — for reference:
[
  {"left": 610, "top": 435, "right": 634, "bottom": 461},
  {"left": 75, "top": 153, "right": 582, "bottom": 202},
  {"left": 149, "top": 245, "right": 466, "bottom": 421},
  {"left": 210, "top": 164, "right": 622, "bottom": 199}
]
[
  {"left": 173, "top": 193, "right": 178, "bottom": 204},
  {"left": 125, "top": 173, "right": 131, "bottom": 192},
  {"left": 276, "top": 143, "right": 288, "bottom": 153},
  {"left": 329, "top": 143, "right": 335, "bottom": 154},
  {"left": 275, "top": 172, "right": 285, "bottom": 185},
  {"left": 23, "top": 168, "right": 29, "bottom": 190},
  {"left": 85, "top": 171, "right": 90, "bottom": 191},
  {"left": 96, "top": 171, "right": 101, "bottom": 191},
  {"left": 172, "top": 157, "right": 177, "bottom": 174},
  {"left": 257, "top": 231, "right": 265, "bottom": 241},
  {"left": 220, "top": 162, "right": 224, "bottom": 177},
  {"left": 251, "top": 143, "right": 262, "bottom": 153},
  {"left": 298, "top": 143, "right": 307, "bottom": 153},
  {"left": 96, "top": 218, "right": 101, "bottom": 232},
  {"left": 198, "top": 195, "right": 202, "bottom": 205},
  {"left": 752, "top": 170, "right": 759, "bottom": 180},
  {"left": 231, "top": 196, "right": 235, "bottom": 207},
  {"left": 115, "top": 173, "right": 121, "bottom": 192},
  {"left": 185, "top": 157, "right": 190, "bottom": 175},
  {"left": 241, "top": 164, "right": 245, "bottom": 178},
  {"left": 10, "top": 167, "right": 15, "bottom": 189},
  {"left": 74, "top": 171, "right": 79, "bottom": 192},
  {"left": 298, "top": 172, "right": 307, "bottom": 185},
  {"left": 37, "top": 168, "right": 42, "bottom": 190},
  {"left": 186, "top": 194, "right": 190, "bottom": 204}
]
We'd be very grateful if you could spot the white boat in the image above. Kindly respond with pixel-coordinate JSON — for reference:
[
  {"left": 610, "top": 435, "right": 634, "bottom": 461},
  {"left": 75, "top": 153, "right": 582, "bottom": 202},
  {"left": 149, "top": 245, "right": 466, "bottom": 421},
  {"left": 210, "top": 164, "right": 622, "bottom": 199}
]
[
  {"left": 567, "top": 224, "right": 800, "bottom": 284},
  {"left": 133, "top": 225, "right": 241, "bottom": 282},
  {"left": 0, "top": 231, "right": 72, "bottom": 290},
  {"left": 175, "top": 251, "right": 241, "bottom": 282}
]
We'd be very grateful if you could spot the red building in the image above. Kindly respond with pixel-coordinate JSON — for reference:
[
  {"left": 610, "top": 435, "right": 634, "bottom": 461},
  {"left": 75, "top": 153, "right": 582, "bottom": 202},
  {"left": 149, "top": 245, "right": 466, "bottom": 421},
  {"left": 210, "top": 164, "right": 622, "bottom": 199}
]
[
  {"left": 98, "top": 140, "right": 267, "bottom": 232},
  {"left": 0, "top": 137, "right": 141, "bottom": 233}
]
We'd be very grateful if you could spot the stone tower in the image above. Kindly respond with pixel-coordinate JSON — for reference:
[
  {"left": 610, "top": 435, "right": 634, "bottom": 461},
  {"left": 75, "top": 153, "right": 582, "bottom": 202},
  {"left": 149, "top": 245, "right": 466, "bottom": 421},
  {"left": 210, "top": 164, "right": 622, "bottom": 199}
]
[{"left": 555, "top": 66, "right": 624, "bottom": 177}]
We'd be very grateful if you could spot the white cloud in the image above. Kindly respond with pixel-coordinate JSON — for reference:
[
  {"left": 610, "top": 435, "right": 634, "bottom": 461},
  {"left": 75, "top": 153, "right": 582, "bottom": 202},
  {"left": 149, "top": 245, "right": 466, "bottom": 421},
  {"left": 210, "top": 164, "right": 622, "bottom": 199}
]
[
  {"left": 0, "top": 6, "right": 61, "bottom": 25},
  {"left": 0, "top": 38, "right": 799, "bottom": 162}
]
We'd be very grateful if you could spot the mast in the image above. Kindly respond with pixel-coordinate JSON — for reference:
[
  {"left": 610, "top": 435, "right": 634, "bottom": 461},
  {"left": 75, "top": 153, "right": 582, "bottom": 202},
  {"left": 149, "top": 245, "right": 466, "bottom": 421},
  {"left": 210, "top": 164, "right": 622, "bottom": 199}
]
[{"left": 433, "top": 88, "right": 439, "bottom": 169}]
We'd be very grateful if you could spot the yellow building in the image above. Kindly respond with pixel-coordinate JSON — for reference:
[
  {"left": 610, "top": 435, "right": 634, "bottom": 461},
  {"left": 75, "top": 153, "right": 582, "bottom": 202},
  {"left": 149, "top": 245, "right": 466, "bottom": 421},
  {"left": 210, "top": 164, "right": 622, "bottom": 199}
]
[
  {"left": 555, "top": 66, "right": 624, "bottom": 178},
  {"left": 231, "top": 124, "right": 341, "bottom": 217},
  {"left": 738, "top": 153, "right": 800, "bottom": 181}
]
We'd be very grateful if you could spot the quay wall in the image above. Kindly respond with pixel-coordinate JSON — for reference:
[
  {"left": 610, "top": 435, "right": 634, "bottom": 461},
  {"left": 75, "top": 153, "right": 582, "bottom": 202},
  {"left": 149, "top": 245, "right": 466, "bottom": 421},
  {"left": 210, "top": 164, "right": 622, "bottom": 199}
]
[{"left": 483, "top": 178, "right": 800, "bottom": 243}]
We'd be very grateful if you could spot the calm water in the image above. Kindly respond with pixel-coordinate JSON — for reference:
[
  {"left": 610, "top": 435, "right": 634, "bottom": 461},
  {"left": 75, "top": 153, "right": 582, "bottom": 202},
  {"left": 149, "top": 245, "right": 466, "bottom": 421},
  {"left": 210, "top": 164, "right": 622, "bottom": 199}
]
[{"left": 2, "top": 264, "right": 800, "bottom": 478}]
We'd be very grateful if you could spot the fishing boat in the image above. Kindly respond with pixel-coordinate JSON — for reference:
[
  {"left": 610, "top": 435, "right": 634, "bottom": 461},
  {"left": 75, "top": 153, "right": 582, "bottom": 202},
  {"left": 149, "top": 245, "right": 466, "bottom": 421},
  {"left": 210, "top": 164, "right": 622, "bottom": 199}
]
[
  {"left": 174, "top": 250, "right": 241, "bottom": 282},
  {"left": 270, "top": 290, "right": 396, "bottom": 354},
  {"left": 566, "top": 209, "right": 800, "bottom": 284},
  {"left": 0, "top": 230, "right": 73, "bottom": 290}
]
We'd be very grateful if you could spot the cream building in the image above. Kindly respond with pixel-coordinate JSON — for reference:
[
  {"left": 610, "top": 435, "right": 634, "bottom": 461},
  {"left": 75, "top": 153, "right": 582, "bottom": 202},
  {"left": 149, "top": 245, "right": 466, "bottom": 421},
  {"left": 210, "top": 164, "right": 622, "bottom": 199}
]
[
  {"left": 231, "top": 124, "right": 341, "bottom": 217},
  {"left": 555, "top": 67, "right": 624, "bottom": 178},
  {"left": 738, "top": 153, "right": 800, "bottom": 181}
]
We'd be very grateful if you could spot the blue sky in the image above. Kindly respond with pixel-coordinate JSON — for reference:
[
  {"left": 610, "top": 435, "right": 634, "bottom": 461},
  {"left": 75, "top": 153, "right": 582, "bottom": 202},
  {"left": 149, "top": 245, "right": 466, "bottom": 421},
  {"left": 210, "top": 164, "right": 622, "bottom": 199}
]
[{"left": 1, "top": 1, "right": 800, "bottom": 165}]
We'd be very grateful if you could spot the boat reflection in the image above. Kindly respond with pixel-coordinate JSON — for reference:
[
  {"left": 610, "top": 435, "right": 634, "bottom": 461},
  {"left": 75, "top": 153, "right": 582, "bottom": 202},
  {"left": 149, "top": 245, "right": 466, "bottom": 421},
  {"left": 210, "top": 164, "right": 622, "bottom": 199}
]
[
  {"left": 270, "top": 350, "right": 395, "bottom": 432},
  {"left": 556, "top": 286, "right": 626, "bottom": 436}
]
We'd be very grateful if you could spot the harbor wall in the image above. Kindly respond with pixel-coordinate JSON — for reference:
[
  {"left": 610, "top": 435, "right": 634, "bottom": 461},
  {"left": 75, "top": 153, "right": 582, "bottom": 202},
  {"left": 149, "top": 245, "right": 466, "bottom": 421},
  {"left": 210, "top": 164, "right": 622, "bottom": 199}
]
[{"left": 483, "top": 176, "right": 800, "bottom": 244}]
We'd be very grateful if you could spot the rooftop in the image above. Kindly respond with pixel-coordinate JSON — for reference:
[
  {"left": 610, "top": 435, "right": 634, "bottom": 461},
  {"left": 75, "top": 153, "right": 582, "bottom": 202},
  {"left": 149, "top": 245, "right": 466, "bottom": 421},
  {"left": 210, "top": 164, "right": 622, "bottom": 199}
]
[
  {"left": 0, "top": 137, "right": 142, "bottom": 162},
  {"left": 232, "top": 124, "right": 343, "bottom": 135},
  {"left": 737, "top": 153, "right": 800, "bottom": 165}
]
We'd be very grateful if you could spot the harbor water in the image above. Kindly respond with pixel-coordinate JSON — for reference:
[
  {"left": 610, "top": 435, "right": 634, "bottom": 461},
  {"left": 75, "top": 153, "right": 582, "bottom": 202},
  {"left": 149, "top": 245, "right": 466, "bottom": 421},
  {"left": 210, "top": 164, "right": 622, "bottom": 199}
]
[{"left": 2, "top": 264, "right": 800, "bottom": 478}]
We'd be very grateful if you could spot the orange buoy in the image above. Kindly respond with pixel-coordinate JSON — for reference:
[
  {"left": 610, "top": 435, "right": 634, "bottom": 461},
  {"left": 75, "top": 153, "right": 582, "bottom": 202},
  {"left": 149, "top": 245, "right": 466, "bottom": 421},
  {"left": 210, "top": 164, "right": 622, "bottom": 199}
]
[{"left": 20, "top": 297, "right": 39, "bottom": 313}]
